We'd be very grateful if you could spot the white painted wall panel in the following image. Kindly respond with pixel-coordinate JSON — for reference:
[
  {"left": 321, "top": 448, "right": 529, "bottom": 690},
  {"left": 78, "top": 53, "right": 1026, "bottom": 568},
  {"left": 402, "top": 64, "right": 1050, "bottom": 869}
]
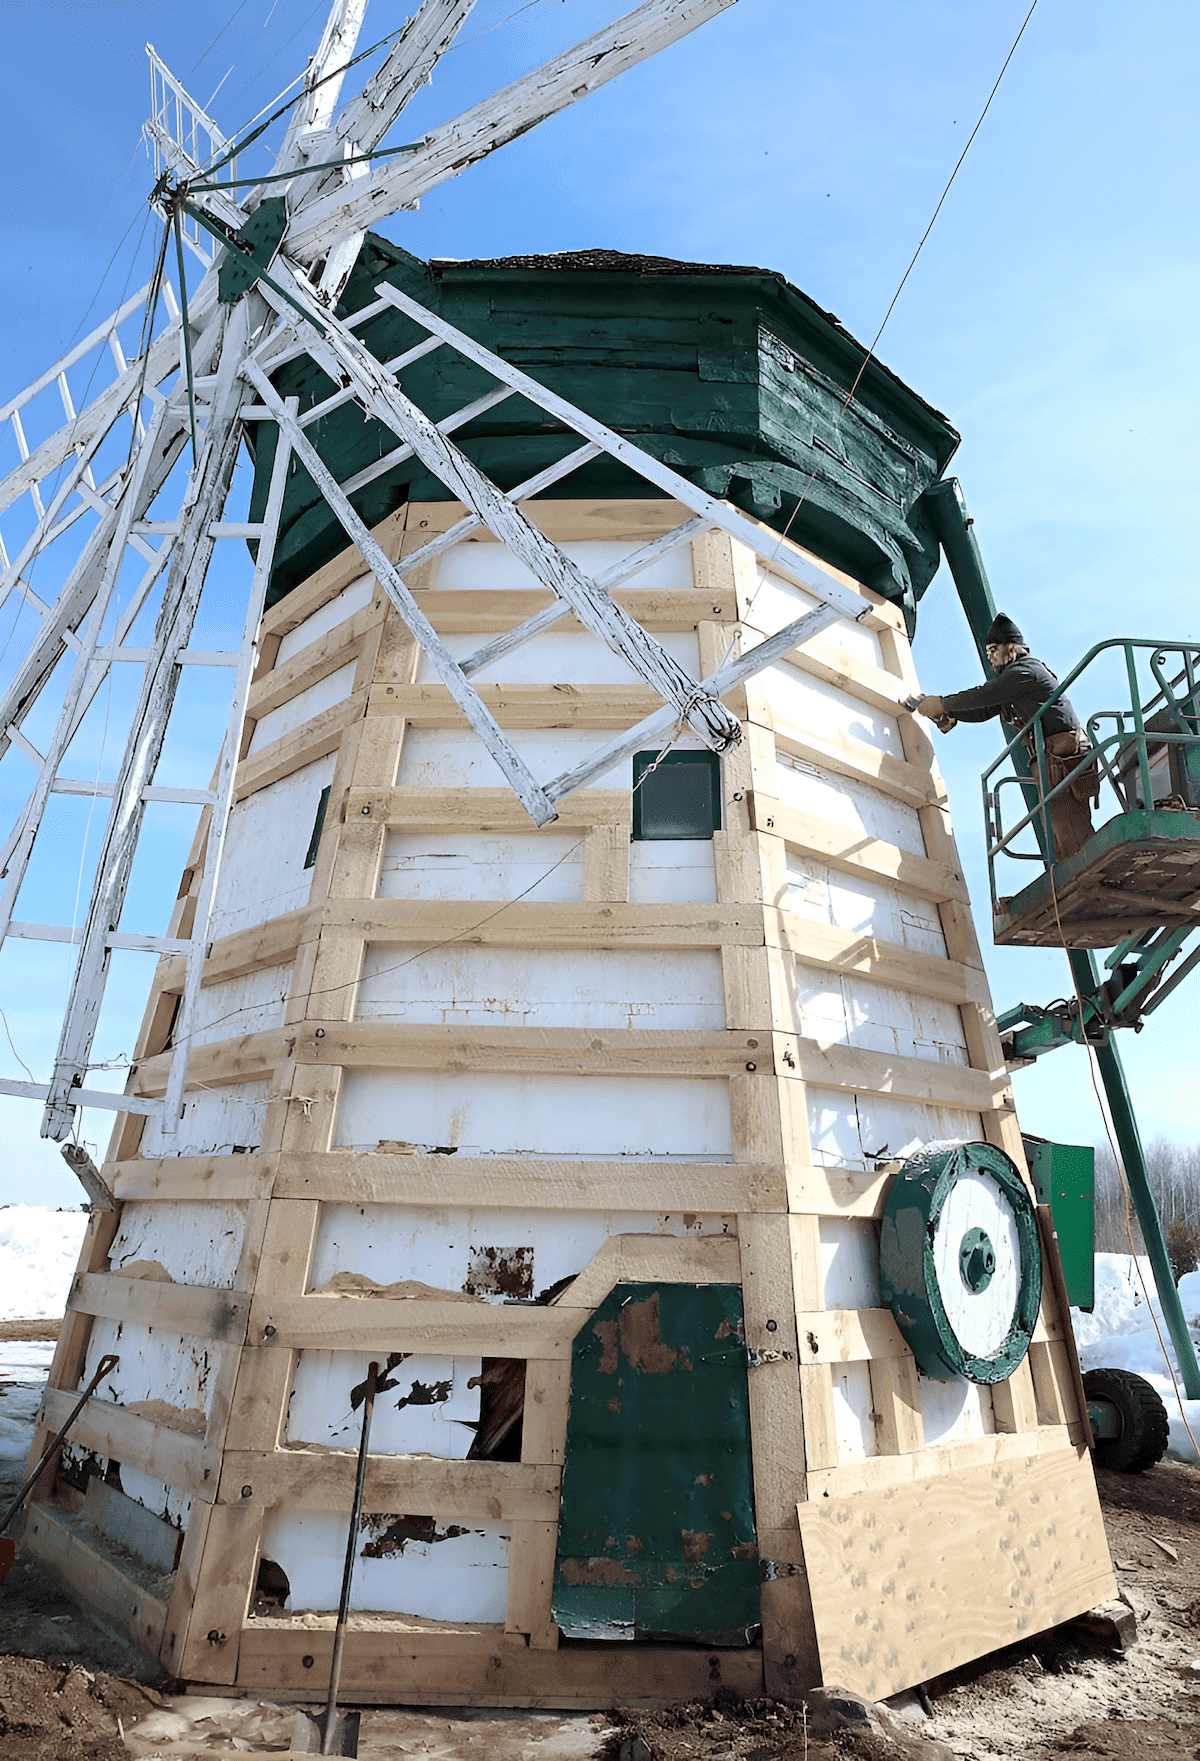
[
  {"left": 396, "top": 727, "right": 628, "bottom": 790},
  {"left": 309, "top": 1206, "right": 735, "bottom": 1307},
  {"left": 286, "top": 1351, "right": 481, "bottom": 1457},
  {"left": 789, "top": 967, "right": 968, "bottom": 1064},
  {"left": 762, "top": 660, "right": 903, "bottom": 758},
  {"left": 274, "top": 576, "right": 374, "bottom": 667},
  {"left": 355, "top": 946, "right": 724, "bottom": 1031},
  {"left": 831, "top": 1361, "right": 878, "bottom": 1462},
  {"left": 334, "top": 1071, "right": 733, "bottom": 1160},
  {"left": 629, "top": 840, "right": 717, "bottom": 904},
  {"left": 140, "top": 1081, "right": 269, "bottom": 1159},
  {"left": 805, "top": 1089, "right": 982, "bottom": 1171},
  {"left": 820, "top": 1218, "right": 882, "bottom": 1310},
  {"left": 247, "top": 660, "right": 357, "bottom": 754},
  {"left": 776, "top": 752, "right": 926, "bottom": 856},
  {"left": 107, "top": 1201, "right": 244, "bottom": 1289},
  {"left": 378, "top": 832, "right": 586, "bottom": 902},
  {"left": 436, "top": 536, "right": 694, "bottom": 595},
  {"left": 746, "top": 565, "right": 885, "bottom": 670},
  {"left": 81, "top": 1320, "right": 219, "bottom": 1427},
  {"left": 209, "top": 755, "right": 334, "bottom": 939},
  {"left": 260, "top": 1508, "right": 510, "bottom": 1619},
  {"left": 786, "top": 855, "right": 950, "bottom": 961},
  {"left": 187, "top": 965, "right": 290, "bottom": 1049},
  {"left": 919, "top": 1377, "right": 996, "bottom": 1445}
]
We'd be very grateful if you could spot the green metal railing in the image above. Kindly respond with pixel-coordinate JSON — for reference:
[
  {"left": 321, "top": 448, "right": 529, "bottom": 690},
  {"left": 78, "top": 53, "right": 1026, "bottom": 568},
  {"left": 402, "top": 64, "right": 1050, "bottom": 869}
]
[{"left": 983, "top": 637, "right": 1200, "bottom": 902}]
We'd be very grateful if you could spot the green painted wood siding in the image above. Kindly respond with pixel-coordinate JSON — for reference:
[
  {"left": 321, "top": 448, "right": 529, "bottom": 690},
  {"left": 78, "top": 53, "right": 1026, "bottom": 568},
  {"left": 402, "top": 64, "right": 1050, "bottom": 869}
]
[{"left": 249, "top": 240, "right": 960, "bottom": 630}]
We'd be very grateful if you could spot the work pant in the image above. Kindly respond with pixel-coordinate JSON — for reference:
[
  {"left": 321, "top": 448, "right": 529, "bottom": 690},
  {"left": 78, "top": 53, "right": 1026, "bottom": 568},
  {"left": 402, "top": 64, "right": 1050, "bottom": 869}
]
[{"left": 1022, "top": 729, "right": 1097, "bottom": 862}]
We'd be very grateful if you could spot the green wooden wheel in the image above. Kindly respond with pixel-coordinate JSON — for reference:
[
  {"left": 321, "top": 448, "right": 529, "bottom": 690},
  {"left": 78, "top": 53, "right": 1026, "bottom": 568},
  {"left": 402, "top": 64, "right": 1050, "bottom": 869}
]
[{"left": 879, "top": 1142, "right": 1042, "bottom": 1384}]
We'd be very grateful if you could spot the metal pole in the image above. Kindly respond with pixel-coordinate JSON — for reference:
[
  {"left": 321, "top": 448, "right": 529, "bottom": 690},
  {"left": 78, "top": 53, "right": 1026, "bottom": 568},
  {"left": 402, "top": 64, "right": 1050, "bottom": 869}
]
[
  {"left": 322, "top": 1360, "right": 377, "bottom": 1755},
  {"left": 1069, "top": 948, "right": 1200, "bottom": 1400},
  {"left": 927, "top": 475, "right": 1200, "bottom": 1400}
]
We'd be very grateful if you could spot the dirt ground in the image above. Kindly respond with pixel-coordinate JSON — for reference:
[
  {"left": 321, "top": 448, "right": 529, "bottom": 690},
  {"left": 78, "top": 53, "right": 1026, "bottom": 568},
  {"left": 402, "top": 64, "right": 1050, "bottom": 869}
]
[{"left": 2, "top": 1451, "right": 1200, "bottom": 1757}]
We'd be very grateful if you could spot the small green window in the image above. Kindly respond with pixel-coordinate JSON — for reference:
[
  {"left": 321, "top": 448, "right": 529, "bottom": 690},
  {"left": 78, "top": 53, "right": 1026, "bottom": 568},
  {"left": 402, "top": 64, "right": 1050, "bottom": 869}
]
[
  {"left": 303, "top": 785, "right": 332, "bottom": 869},
  {"left": 632, "top": 750, "right": 721, "bottom": 841}
]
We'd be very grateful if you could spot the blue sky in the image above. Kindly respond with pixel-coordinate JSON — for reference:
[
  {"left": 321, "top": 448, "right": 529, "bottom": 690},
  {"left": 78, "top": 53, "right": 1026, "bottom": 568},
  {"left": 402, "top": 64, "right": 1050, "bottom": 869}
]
[{"left": 0, "top": 0, "right": 1197, "bottom": 1205}]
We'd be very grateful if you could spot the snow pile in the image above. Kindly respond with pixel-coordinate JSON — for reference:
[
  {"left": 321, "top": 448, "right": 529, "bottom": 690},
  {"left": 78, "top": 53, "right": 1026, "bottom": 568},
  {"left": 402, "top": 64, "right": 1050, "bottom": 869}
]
[
  {"left": 1073, "top": 1251, "right": 1200, "bottom": 1464},
  {"left": 0, "top": 1205, "right": 88, "bottom": 1319}
]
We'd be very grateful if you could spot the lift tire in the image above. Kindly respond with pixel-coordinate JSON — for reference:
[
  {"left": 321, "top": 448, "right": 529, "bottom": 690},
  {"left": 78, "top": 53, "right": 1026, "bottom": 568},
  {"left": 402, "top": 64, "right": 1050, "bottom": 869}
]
[{"left": 1083, "top": 1366, "right": 1170, "bottom": 1473}]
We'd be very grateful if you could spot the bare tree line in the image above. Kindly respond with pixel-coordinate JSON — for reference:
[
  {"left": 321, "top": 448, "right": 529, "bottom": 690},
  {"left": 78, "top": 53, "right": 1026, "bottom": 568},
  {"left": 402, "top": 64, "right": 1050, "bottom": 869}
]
[{"left": 1094, "top": 1139, "right": 1200, "bottom": 1278}]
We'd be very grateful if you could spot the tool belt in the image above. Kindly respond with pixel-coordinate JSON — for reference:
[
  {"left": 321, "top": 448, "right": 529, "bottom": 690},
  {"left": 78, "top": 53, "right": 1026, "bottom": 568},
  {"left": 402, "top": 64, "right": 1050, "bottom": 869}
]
[{"left": 1022, "top": 727, "right": 1100, "bottom": 804}]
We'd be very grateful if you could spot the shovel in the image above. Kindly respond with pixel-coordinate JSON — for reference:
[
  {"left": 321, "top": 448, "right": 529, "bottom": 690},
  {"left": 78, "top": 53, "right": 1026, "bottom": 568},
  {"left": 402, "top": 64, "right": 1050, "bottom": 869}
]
[{"left": 0, "top": 1353, "right": 119, "bottom": 1583}]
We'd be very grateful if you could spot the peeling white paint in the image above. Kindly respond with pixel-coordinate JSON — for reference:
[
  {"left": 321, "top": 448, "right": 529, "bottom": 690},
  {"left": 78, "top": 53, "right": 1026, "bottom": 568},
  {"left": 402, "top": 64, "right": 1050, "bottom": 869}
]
[
  {"left": 418, "top": 627, "right": 701, "bottom": 685},
  {"left": 355, "top": 945, "right": 725, "bottom": 1030},
  {"left": 334, "top": 1071, "right": 733, "bottom": 1160},
  {"left": 765, "top": 660, "right": 903, "bottom": 758},
  {"left": 260, "top": 1507, "right": 510, "bottom": 1619},
  {"left": 785, "top": 855, "right": 950, "bottom": 960},
  {"left": 309, "top": 1205, "right": 735, "bottom": 1303},
  {"left": 187, "top": 965, "right": 290, "bottom": 1048},
  {"left": 107, "top": 1201, "right": 244, "bottom": 1288},
  {"left": 806, "top": 1087, "right": 983, "bottom": 1172},
  {"left": 435, "top": 536, "right": 693, "bottom": 596},
  {"left": 140, "top": 1080, "right": 269, "bottom": 1158},
  {"left": 396, "top": 727, "right": 629, "bottom": 790},
  {"left": 379, "top": 832, "right": 585, "bottom": 902},
  {"left": 286, "top": 1352, "right": 481, "bottom": 1456},
  {"left": 820, "top": 1218, "right": 882, "bottom": 1310},
  {"left": 789, "top": 967, "right": 968, "bottom": 1065}
]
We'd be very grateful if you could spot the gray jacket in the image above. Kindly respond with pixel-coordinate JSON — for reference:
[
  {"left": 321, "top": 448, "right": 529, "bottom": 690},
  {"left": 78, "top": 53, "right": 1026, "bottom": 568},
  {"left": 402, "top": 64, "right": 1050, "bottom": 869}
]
[{"left": 942, "top": 655, "right": 1083, "bottom": 740}]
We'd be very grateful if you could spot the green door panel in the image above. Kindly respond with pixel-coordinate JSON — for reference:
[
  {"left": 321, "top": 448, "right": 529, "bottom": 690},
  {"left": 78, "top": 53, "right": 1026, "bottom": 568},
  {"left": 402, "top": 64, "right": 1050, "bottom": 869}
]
[{"left": 552, "top": 1282, "right": 760, "bottom": 1646}]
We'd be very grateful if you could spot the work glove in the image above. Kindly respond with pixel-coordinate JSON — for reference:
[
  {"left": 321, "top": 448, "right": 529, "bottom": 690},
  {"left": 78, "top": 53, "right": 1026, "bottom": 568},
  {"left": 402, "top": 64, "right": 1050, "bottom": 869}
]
[
  {"left": 916, "top": 694, "right": 946, "bottom": 719},
  {"left": 935, "top": 713, "right": 958, "bottom": 733}
]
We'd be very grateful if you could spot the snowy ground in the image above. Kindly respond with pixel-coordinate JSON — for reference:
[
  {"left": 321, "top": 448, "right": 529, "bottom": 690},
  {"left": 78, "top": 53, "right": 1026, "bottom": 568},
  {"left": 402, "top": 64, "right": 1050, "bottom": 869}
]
[
  {"left": 0, "top": 1204, "right": 87, "bottom": 1319},
  {"left": 1073, "top": 1251, "right": 1200, "bottom": 1464}
]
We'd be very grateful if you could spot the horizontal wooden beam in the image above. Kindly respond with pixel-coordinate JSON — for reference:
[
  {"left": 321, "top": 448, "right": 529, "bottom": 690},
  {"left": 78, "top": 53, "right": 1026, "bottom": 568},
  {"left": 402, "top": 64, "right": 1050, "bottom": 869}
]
[
  {"left": 68, "top": 1270, "right": 251, "bottom": 1342},
  {"left": 248, "top": 603, "right": 380, "bottom": 721},
  {"left": 799, "top": 1430, "right": 1090, "bottom": 1516},
  {"left": 407, "top": 584, "right": 738, "bottom": 632},
  {"left": 233, "top": 1626, "right": 765, "bottom": 1703},
  {"left": 108, "top": 1149, "right": 785, "bottom": 1213},
  {"left": 367, "top": 681, "right": 663, "bottom": 729},
  {"left": 218, "top": 1451, "right": 560, "bottom": 1518},
  {"left": 109, "top": 1153, "right": 276, "bottom": 1202},
  {"left": 787, "top": 1033, "right": 1006, "bottom": 1114},
  {"left": 767, "top": 909, "right": 989, "bottom": 1008},
  {"left": 248, "top": 1294, "right": 580, "bottom": 1356},
  {"left": 131, "top": 1022, "right": 768, "bottom": 1096},
  {"left": 251, "top": 1234, "right": 740, "bottom": 1354},
  {"left": 39, "top": 1388, "right": 212, "bottom": 1497},
  {"left": 748, "top": 792, "right": 969, "bottom": 905},
  {"left": 321, "top": 898, "right": 764, "bottom": 949},
  {"left": 348, "top": 785, "right": 631, "bottom": 829},
  {"left": 157, "top": 908, "right": 313, "bottom": 995},
  {"left": 235, "top": 691, "right": 366, "bottom": 801}
]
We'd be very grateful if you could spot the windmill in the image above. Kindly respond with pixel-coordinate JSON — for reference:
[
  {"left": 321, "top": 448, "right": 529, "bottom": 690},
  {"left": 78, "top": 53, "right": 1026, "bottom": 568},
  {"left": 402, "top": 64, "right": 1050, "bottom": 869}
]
[{"left": 3, "top": 0, "right": 1114, "bottom": 1712}]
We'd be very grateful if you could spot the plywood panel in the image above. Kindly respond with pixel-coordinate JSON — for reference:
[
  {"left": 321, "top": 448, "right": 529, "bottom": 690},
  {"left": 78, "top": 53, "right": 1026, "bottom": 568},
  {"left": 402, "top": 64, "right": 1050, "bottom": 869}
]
[{"left": 796, "top": 1447, "right": 1116, "bottom": 1699}]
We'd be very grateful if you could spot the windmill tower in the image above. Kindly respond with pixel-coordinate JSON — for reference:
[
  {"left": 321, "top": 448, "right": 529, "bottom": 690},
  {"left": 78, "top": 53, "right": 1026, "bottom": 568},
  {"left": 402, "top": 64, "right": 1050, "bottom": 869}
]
[{"left": 4, "top": 0, "right": 1113, "bottom": 1707}]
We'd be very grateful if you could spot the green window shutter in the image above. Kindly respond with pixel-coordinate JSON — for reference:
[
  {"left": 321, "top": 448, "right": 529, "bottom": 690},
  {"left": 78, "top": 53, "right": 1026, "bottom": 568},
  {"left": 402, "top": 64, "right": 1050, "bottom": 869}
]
[{"left": 632, "top": 750, "right": 721, "bottom": 841}]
